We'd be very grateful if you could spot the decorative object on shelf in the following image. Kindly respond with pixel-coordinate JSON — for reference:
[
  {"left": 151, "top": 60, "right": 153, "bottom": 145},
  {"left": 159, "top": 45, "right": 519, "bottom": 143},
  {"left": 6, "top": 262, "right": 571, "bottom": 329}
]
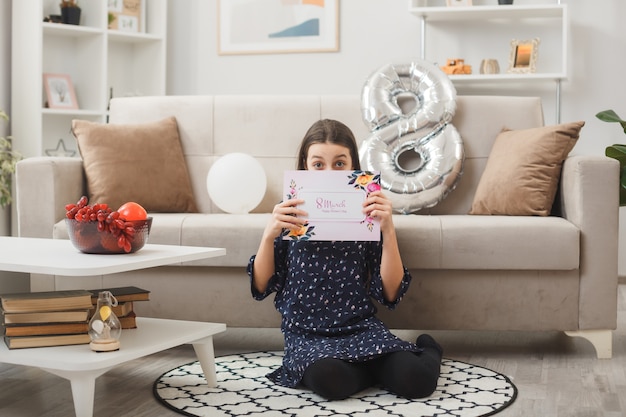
[
  {"left": 108, "top": 0, "right": 143, "bottom": 33},
  {"left": 45, "top": 138, "right": 76, "bottom": 157},
  {"left": 59, "top": 0, "right": 81, "bottom": 25},
  {"left": 360, "top": 60, "right": 464, "bottom": 214},
  {"left": 596, "top": 109, "right": 626, "bottom": 206},
  {"left": 206, "top": 153, "right": 267, "bottom": 214},
  {"left": 446, "top": 0, "right": 472, "bottom": 6},
  {"left": 43, "top": 14, "right": 63, "bottom": 23},
  {"left": 440, "top": 58, "right": 472, "bottom": 75},
  {"left": 218, "top": 0, "right": 339, "bottom": 55},
  {"left": 480, "top": 59, "right": 500, "bottom": 74},
  {"left": 498, "top": 0, "right": 514, "bottom": 4},
  {"left": 0, "top": 110, "right": 22, "bottom": 208},
  {"left": 507, "top": 38, "right": 540, "bottom": 74},
  {"left": 89, "top": 291, "right": 122, "bottom": 352},
  {"left": 43, "top": 73, "right": 78, "bottom": 109}
]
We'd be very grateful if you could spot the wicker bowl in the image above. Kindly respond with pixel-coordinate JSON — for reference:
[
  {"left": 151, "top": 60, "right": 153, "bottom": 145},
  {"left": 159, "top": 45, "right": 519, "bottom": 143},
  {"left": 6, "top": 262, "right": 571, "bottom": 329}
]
[{"left": 66, "top": 217, "right": 153, "bottom": 254}]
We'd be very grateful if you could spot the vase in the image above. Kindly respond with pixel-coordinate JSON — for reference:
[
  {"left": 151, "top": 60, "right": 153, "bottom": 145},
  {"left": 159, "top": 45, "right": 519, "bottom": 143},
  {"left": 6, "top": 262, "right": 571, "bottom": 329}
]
[
  {"left": 61, "top": 7, "right": 81, "bottom": 25},
  {"left": 498, "top": 0, "right": 514, "bottom": 4},
  {"left": 480, "top": 59, "right": 500, "bottom": 74}
]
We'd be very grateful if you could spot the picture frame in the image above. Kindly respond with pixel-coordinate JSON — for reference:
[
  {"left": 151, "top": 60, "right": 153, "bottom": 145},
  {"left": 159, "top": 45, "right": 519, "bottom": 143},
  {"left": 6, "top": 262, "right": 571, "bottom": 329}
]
[
  {"left": 218, "top": 0, "right": 339, "bottom": 55},
  {"left": 446, "top": 0, "right": 473, "bottom": 6},
  {"left": 43, "top": 73, "right": 78, "bottom": 110},
  {"left": 507, "top": 38, "right": 540, "bottom": 74},
  {"left": 107, "top": 0, "right": 144, "bottom": 33}
]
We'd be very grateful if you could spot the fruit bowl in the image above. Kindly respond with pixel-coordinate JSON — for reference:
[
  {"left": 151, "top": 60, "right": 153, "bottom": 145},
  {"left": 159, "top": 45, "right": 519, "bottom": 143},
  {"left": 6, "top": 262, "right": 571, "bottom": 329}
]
[{"left": 66, "top": 217, "right": 153, "bottom": 254}]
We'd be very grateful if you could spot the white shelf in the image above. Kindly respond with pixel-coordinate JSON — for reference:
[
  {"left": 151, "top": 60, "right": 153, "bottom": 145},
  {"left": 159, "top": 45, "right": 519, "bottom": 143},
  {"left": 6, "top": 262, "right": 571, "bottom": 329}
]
[
  {"left": 11, "top": 0, "right": 167, "bottom": 158},
  {"left": 409, "top": 4, "right": 565, "bottom": 21},
  {"left": 107, "top": 30, "right": 163, "bottom": 43},
  {"left": 42, "top": 108, "right": 104, "bottom": 117},
  {"left": 43, "top": 21, "right": 103, "bottom": 36},
  {"left": 449, "top": 72, "right": 566, "bottom": 83},
  {"left": 409, "top": 2, "right": 568, "bottom": 121}
]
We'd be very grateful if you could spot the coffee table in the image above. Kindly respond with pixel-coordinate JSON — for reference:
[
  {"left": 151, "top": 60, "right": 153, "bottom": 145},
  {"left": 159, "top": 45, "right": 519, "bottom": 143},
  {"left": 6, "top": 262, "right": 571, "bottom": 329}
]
[
  {"left": 0, "top": 236, "right": 226, "bottom": 276},
  {"left": 0, "top": 318, "right": 226, "bottom": 417},
  {"left": 0, "top": 236, "right": 227, "bottom": 417}
]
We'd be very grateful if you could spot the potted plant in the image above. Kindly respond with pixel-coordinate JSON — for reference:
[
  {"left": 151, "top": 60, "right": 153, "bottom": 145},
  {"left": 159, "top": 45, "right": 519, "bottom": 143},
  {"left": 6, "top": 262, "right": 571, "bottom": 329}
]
[
  {"left": 596, "top": 109, "right": 626, "bottom": 205},
  {"left": 0, "top": 110, "right": 21, "bottom": 208},
  {"left": 60, "top": 0, "right": 81, "bottom": 25}
]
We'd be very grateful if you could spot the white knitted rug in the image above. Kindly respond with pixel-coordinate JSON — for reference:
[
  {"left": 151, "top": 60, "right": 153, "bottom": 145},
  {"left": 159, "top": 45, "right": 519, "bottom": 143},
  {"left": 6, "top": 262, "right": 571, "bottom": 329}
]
[{"left": 153, "top": 351, "right": 517, "bottom": 417}]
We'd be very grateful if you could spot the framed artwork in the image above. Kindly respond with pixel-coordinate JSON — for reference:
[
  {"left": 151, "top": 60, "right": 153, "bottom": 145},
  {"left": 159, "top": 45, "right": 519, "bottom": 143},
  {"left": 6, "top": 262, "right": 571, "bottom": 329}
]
[
  {"left": 218, "top": 0, "right": 339, "bottom": 55},
  {"left": 43, "top": 73, "right": 78, "bottom": 110},
  {"left": 107, "top": 0, "right": 144, "bottom": 33},
  {"left": 507, "top": 38, "right": 540, "bottom": 74},
  {"left": 446, "top": 0, "right": 473, "bottom": 6}
]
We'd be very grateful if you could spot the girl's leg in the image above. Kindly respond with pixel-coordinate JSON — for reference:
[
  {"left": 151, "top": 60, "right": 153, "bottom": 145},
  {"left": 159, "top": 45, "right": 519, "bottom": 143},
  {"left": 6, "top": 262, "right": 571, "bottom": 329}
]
[
  {"left": 373, "top": 334, "right": 443, "bottom": 399},
  {"left": 302, "top": 358, "right": 375, "bottom": 400}
]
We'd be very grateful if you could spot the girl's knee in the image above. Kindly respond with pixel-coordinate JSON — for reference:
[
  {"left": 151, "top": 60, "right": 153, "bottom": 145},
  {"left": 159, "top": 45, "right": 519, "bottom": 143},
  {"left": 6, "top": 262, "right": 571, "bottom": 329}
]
[{"left": 378, "top": 351, "right": 441, "bottom": 399}]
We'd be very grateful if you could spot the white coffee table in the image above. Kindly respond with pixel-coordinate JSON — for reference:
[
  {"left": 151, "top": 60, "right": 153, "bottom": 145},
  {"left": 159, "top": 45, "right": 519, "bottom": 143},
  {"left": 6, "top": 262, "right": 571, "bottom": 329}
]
[
  {"left": 0, "top": 236, "right": 226, "bottom": 276},
  {"left": 0, "top": 236, "right": 228, "bottom": 417},
  {"left": 0, "top": 318, "right": 226, "bottom": 417}
]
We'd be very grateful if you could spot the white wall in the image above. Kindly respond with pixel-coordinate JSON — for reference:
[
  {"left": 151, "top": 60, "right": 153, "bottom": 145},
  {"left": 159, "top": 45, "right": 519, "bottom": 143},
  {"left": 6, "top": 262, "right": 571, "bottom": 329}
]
[{"left": 167, "top": 0, "right": 625, "bottom": 149}]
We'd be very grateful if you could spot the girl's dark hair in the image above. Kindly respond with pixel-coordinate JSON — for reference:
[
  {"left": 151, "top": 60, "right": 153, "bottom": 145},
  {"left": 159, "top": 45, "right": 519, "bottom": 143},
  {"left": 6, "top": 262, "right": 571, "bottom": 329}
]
[{"left": 296, "top": 119, "right": 361, "bottom": 170}]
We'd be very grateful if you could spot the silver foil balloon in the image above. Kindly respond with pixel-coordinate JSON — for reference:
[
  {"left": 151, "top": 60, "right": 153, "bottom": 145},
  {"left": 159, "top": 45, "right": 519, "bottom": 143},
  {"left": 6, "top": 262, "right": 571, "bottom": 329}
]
[{"left": 359, "top": 60, "right": 465, "bottom": 214}]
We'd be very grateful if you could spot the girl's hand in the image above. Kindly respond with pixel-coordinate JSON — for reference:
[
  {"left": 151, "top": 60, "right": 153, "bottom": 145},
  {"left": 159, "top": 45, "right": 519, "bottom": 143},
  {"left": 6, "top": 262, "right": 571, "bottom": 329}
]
[
  {"left": 363, "top": 190, "right": 394, "bottom": 232},
  {"left": 264, "top": 198, "right": 308, "bottom": 239}
]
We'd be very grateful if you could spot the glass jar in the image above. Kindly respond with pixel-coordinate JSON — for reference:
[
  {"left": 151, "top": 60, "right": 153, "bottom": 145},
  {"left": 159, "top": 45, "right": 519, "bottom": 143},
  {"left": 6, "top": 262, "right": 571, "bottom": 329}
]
[{"left": 88, "top": 291, "right": 122, "bottom": 351}]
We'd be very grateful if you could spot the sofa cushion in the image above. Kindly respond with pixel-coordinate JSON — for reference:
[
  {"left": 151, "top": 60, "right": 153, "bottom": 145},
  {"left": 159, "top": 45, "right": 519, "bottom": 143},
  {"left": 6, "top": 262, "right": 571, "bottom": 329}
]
[
  {"left": 469, "top": 121, "right": 584, "bottom": 216},
  {"left": 72, "top": 117, "right": 198, "bottom": 213},
  {"left": 393, "top": 214, "right": 579, "bottom": 270},
  {"left": 53, "top": 213, "right": 579, "bottom": 270}
]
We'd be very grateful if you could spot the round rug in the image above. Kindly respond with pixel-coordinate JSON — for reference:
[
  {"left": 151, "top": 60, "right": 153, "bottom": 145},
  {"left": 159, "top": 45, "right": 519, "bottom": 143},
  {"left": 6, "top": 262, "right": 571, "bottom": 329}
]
[{"left": 153, "top": 351, "right": 517, "bottom": 417}]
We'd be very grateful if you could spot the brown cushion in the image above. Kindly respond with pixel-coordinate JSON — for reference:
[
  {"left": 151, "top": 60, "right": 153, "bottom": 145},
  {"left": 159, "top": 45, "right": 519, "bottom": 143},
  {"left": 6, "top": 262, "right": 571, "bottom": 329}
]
[
  {"left": 469, "top": 121, "right": 584, "bottom": 216},
  {"left": 72, "top": 117, "right": 198, "bottom": 213}
]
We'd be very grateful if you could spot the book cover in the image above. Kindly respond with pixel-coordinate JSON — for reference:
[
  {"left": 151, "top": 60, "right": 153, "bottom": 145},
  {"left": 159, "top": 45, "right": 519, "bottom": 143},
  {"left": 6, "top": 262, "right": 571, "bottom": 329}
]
[
  {"left": 2, "top": 321, "right": 89, "bottom": 337},
  {"left": 282, "top": 170, "right": 381, "bottom": 241},
  {"left": 4, "top": 333, "right": 91, "bottom": 349},
  {"left": 88, "top": 301, "right": 133, "bottom": 319},
  {"left": 0, "top": 290, "right": 93, "bottom": 313},
  {"left": 87, "top": 286, "right": 150, "bottom": 303},
  {"left": 1, "top": 309, "right": 90, "bottom": 325},
  {"left": 119, "top": 311, "right": 137, "bottom": 329}
]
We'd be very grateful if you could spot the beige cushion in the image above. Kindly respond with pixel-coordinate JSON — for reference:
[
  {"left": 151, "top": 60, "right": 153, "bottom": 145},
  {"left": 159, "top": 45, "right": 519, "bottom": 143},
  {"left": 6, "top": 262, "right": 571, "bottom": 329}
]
[
  {"left": 469, "top": 121, "right": 584, "bottom": 216},
  {"left": 72, "top": 117, "right": 198, "bottom": 213}
]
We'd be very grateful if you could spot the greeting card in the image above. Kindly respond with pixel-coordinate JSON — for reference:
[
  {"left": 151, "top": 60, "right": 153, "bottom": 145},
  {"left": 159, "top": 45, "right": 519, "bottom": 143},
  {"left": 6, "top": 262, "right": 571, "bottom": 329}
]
[{"left": 282, "top": 170, "right": 381, "bottom": 241}]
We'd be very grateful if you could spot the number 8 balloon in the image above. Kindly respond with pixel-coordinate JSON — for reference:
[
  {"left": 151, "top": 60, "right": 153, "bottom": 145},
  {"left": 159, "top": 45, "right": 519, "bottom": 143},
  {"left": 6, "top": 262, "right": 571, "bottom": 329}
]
[{"left": 359, "top": 60, "right": 465, "bottom": 214}]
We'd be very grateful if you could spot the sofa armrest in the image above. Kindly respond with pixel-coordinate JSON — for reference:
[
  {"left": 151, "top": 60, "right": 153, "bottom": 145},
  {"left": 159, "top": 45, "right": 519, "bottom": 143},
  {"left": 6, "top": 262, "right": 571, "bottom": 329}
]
[
  {"left": 560, "top": 155, "right": 619, "bottom": 330},
  {"left": 15, "top": 157, "right": 85, "bottom": 238}
]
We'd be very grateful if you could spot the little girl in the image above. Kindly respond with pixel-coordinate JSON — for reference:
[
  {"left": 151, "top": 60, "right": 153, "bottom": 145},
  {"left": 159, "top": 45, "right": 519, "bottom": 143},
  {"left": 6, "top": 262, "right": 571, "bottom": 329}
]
[{"left": 247, "top": 119, "right": 442, "bottom": 400}]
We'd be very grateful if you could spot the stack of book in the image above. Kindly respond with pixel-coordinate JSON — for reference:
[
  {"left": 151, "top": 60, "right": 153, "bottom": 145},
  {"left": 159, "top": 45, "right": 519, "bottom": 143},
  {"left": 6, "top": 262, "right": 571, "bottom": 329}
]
[
  {"left": 0, "top": 290, "right": 93, "bottom": 349},
  {"left": 87, "top": 286, "right": 150, "bottom": 329}
]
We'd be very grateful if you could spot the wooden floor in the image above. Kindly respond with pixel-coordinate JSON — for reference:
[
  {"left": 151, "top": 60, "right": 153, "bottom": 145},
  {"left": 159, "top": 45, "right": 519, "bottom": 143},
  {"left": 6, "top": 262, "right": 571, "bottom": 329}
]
[{"left": 2, "top": 285, "right": 626, "bottom": 417}]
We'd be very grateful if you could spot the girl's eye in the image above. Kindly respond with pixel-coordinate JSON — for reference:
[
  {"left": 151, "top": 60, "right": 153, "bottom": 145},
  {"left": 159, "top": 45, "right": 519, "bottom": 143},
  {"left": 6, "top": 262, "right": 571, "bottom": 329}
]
[{"left": 335, "top": 161, "right": 346, "bottom": 167}]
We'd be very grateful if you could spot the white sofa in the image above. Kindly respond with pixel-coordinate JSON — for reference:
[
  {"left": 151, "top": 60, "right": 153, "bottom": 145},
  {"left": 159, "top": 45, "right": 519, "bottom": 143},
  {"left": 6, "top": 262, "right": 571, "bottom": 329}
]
[{"left": 15, "top": 95, "right": 619, "bottom": 358}]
